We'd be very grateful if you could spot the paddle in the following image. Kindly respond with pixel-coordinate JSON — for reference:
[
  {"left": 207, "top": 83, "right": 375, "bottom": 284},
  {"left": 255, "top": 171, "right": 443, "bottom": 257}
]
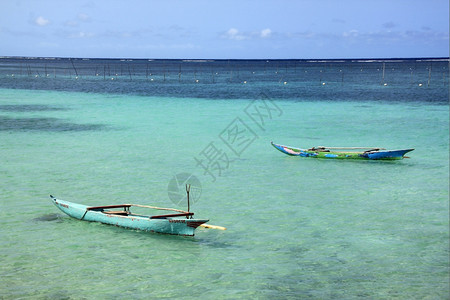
[{"left": 200, "top": 224, "right": 227, "bottom": 230}]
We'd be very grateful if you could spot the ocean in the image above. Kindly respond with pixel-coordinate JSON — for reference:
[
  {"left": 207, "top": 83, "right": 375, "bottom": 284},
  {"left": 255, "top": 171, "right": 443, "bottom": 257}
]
[{"left": 0, "top": 57, "right": 449, "bottom": 299}]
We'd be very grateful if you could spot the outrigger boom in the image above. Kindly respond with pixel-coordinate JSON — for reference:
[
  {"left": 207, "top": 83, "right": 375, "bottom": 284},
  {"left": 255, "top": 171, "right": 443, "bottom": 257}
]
[{"left": 315, "top": 146, "right": 386, "bottom": 150}]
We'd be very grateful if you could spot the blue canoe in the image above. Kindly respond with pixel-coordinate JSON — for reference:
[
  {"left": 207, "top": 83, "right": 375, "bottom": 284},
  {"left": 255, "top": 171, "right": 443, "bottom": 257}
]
[
  {"left": 271, "top": 142, "right": 414, "bottom": 160},
  {"left": 51, "top": 196, "right": 209, "bottom": 236}
]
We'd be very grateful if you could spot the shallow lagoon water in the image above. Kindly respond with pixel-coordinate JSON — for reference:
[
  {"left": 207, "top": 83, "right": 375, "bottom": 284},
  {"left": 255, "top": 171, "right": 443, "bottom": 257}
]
[{"left": 0, "top": 58, "right": 448, "bottom": 299}]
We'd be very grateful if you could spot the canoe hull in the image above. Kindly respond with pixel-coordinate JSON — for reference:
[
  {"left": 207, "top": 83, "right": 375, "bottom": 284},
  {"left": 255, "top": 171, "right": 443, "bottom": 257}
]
[
  {"left": 271, "top": 142, "right": 414, "bottom": 160},
  {"left": 51, "top": 197, "right": 208, "bottom": 236}
]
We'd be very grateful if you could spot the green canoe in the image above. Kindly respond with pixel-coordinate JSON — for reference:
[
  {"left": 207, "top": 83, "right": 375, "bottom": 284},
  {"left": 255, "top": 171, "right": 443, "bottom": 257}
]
[{"left": 271, "top": 142, "right": 414, "bottom": 160}]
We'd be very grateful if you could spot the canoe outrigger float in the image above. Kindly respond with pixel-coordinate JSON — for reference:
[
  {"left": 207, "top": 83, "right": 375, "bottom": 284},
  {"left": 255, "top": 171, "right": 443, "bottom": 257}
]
[
  {"left": 50, "top": 186, "right": 225, "bottom": 236},
  {"left": 271, "top": 142, "right": 414, "bottom": 160}
]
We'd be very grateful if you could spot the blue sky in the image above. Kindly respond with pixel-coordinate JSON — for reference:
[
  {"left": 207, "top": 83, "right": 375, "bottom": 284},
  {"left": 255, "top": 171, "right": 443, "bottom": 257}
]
[{"left": 1, "top": 0, "right": 448, "bottom": 59}]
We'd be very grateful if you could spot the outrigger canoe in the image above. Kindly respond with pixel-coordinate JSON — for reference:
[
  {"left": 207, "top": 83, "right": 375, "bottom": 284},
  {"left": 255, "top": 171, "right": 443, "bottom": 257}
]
[
  {"left": 50, "top": 195, "right": 210, "bottom": 236},
  {"left": 271, "top": 142, "right": 414, "bottom": 160}
]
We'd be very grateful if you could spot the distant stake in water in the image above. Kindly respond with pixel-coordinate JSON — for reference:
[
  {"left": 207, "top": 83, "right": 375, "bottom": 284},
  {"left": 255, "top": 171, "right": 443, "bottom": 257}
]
[{"left": 428, "top": 65, "right": 432, "bottom": 87}]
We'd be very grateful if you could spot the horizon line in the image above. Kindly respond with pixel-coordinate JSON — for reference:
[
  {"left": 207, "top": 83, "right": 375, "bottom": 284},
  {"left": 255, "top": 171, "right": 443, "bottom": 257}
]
[{"left": 1, "top": 55, "right": 449, "bottom": 62}]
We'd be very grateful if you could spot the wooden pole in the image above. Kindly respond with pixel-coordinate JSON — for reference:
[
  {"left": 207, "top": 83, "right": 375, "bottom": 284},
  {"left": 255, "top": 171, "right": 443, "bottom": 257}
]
[
  {"left": 317, "top": 146, "right": 386, "bottom": 150},
  {"left": 127, "top": 204, "right": 189, "bottom": 214},
  {"left": 186, "top": 184, "right": 191, "bottom": 214},
  {"left": 70, "top": 58, "right": 78, "bottom": 77}
]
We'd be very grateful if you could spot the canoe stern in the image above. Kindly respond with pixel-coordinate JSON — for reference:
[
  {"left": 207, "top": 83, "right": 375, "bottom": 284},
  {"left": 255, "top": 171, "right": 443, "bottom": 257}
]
[{"left": 363, "top": 148, "right": 415, "bottom": 160}]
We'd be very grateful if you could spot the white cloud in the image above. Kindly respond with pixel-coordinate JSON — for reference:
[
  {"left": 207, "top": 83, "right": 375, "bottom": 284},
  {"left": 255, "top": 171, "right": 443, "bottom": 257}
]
[
  {"left": 338, "top": 28, "right": 449, "bottom": 46},
  {"left": 63, "top": 13, "right": 91, "bottom": 28},
  {"left": 222, "top": 28, "right": 274, "bottom": 40},
  {"left": 223, "top": 28, "right": 246, "bottom": 40},
  {"left": 35, "top": 16, "right": 50, "bottom": 26},
  {"left": 342, "top": 29, "right": 359, "bottom": 38},
  {"left": 66, "top": 31, "right": 95, "bottom": 38},
  {"left": 65, "top": 20, "right": 78, "bottom": 27},
  {"left": 78, "top": 13, "right": 91, "bottom": 22},
  {"left": 260, "top": 28, "right": 272, "bottom": 38}
]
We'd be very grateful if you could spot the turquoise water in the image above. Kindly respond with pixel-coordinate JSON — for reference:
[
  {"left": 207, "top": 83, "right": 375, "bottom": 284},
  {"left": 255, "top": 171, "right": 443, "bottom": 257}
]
[{"left": 0, "top": 59, "right": 449, "bottom": 299}]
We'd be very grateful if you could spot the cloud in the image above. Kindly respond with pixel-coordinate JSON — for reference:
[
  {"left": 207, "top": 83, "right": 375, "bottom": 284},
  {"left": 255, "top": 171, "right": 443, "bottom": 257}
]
[
  {"left": 339, "top": 28, "right": 449, "bottom": 45},
  {"left": 0, "top": 27, "right": 45, "bottom": 37},
  {"left": 223, "top": 28, "right": 247, "bottom": 40},
  {"left": 70, "top": 31, "right": 95, "bottom": 38},
  {"left": 64, "top": 20, "right": 78, "bottom": 27},
  {"left": 167, "top": 25, "right": 194, "bottom": 38},
  {"left": 64, "top": 13, "right": 91, "bottom": 27},
  {"left": 288, "top": 31, "right": 316, "bottom": 39},
  {"left": 35, "top": 16, "right": 50, "bottom": 26},
  {"left": 77, "top": 13, "right": 91, "bottom": 22},
  {"left": 342, "top": 29, "right": 359, "bottom": 38},
  {"left": 56, "top": 29, "right": 95, "bottom": 39},
  {"left": 382, "top": 22, "right": 396, "bottom": 29},
  {"left": 97, "top": 29, "right": 150, "bottom": 39},
  {"left": 260, "top": 28, "right": 272, "bottom": 38},
  {"left": 222, "top": 28, "right": 274, "bottom": 40}
]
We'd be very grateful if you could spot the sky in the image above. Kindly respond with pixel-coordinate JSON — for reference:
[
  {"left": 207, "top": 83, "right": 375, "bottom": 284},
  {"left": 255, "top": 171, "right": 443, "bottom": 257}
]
[{"left": 0, "top": 0, "right": 448, "bottom": 59}]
